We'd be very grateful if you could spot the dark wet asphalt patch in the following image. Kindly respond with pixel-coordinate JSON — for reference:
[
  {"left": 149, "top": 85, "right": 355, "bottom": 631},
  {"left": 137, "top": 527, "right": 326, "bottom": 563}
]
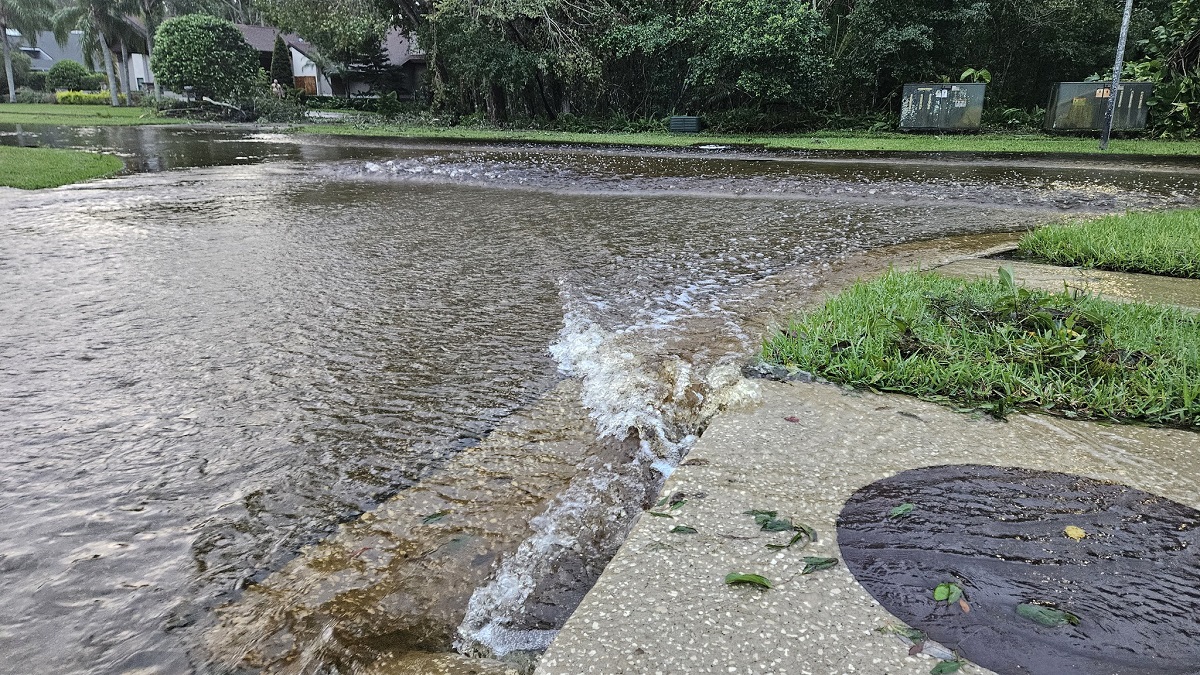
[{"left": 836, "top": 464, "right": 1200, "bottom": 675}]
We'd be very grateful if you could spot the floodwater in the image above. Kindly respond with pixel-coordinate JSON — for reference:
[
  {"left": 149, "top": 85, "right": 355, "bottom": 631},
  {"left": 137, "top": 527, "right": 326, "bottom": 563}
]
[{"left": 2, "top": 125, "right": 1200, "bottom": 674}]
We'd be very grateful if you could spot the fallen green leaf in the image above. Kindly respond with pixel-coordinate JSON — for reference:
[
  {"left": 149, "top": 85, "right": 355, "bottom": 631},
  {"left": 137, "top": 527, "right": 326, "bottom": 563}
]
[
  {"left": 760, "top": 516, "right": 794, "bottom": 532},
  {"left": 670, "top": 525, "right": 698, "bottom": 534},
  {"left": 801, "top": 556, "right": 839, "bottom": 574},
  {"left": 930, "top": 659, "right": 964, "bottom": 674},
  {"left": 889, "top": 503, "right": 916, "bottom": 519},
  {"left": 933, "top": 582, "right": 963, "bottom": 604},
  {"left": 421, "top": 510, "right": 451, "bottom": 524},
  {"left": 878, "top": 624, "right": 926, "bottom": 642},
  {"left": 1016, "top": 603, "right": 1081, "bottom": 627},
  {"left": 743, "top": 509, "right": 777, "bottom": 518},
  {"left": 648, "top": 511, "right": 674, "bottom": 518},
  {"left": 725, "top": 573, "right": 772, "bottom": 589},
  {"left": 765, "top": 523, "right": 818, "bottom": 550}
]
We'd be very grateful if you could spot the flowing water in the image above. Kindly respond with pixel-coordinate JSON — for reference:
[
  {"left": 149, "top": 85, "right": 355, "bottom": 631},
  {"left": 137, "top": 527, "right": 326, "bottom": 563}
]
[{"left": 2, "top": 126, "right": 1200, "bottom": 673}]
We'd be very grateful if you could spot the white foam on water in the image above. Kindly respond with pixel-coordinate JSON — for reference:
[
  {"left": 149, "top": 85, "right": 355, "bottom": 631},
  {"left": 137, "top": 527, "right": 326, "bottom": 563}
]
[{"left": 456, "top": 287, "right": 762, "bottom": 663}]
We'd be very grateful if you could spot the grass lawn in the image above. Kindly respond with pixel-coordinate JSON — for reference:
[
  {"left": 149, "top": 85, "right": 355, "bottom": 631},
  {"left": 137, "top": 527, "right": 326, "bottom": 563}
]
[
  {"left": 0, "top": 146, "right": 124, "bottom": 188},
  {"left": 1018, "top": 209, "right": 1200, "bottom": 279},
  {"left": 0, "top": 103, "right": 172, "bottom": 126},
  {"left": 763, "top": 270, "right": 1200, "bottom": 428},
  {"left": 298, "top": 123, "right": 1200, "bottom": 156}
]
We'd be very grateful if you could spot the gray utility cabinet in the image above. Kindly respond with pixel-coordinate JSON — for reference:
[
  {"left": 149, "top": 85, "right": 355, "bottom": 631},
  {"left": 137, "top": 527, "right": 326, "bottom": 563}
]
[
  {"left": 900, "top": 83, "right": 987, "bottom": 131},
  {"left": 1043, "top": 82, "right": 1154, "bottom": 131},
  {"left": 669, "top": 116, "right": 704, "bottom": 133}
]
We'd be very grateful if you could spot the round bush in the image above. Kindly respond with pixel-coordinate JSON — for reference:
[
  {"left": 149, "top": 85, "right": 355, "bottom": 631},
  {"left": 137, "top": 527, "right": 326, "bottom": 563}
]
[
  {"left": 47, "top": 60, "right": 91, "bottom": 91},
  {"left": 151, "top": 14, "right": 260, "bottom": 100}
]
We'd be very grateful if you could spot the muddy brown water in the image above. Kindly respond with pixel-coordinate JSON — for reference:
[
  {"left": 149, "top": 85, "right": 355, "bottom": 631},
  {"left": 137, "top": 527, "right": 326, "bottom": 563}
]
[{"left": 3, "top": 125, "right": 1200, "bottom": 673}]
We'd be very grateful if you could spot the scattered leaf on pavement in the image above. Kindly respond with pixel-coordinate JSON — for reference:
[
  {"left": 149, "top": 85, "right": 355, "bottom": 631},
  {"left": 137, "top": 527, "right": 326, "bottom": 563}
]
[
  {"left": 1064, "top": 525, "right": 1087, "bottom": 541},
  {"left": 421, "top": 510, "right": 451, "bottom": 524},
  {"left": 670, "top": 525, "right": 697, "bottom": 534},
  {"left": 725, "top": 573, "right": 772, "bottom": 589},
  {"left": 801, "top": 556, "right": 839, "bottom": 574},
  {"left": 784, "top": 416, "right": 800, "bottom": 423},
  {"left": 889, "top": 503, "right": 916, "bottom": 519},
  {"left": 930, "top": 659, "right": 965, "bottom": 674}
]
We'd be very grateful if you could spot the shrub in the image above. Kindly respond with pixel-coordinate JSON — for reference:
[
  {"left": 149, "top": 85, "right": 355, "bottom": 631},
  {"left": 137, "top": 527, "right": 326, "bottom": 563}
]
[
  {"left": 152, "top": 14, "right": 260, "bottom": 100},
  {"left": 14, "top": 87, "right": 56, "bottom": 104},
  {"left": 26, "top": 71, "right": 47, "bottom": 92},
  {"left": 57, "top": 91, "right": 126, "bottom": 105},
  {"left": 0, "top": 50, "right": 32, "bottom": 91},
  {"left": 270, "top": 34, "right": 292, "bottom": 88},
  {"left": 83, "top": 73, "right": 107, "bottom": 91},
  {"left": 47, "top": 60, "right": 92, "bottom": 91}
]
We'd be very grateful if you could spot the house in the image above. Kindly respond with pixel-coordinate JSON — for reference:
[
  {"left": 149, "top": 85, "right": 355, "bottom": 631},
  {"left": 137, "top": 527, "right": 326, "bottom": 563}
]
[
  {"left": 233, "top": 23, "right": 425, "bottom": 99},
  {"left": 9, "top": 29, "right": 153, "bottom": 91}
]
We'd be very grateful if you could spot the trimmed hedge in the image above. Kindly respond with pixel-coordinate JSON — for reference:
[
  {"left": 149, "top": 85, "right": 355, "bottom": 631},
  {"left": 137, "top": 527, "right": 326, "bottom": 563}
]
[{"left": 57, "top": 91, "right": 126, "bottom": 105}]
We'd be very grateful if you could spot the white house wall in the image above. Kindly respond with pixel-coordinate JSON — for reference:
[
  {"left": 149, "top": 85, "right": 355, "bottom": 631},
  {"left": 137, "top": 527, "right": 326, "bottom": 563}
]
[{"left": 290, "top": 47, "right": 332, "bottom": 96}]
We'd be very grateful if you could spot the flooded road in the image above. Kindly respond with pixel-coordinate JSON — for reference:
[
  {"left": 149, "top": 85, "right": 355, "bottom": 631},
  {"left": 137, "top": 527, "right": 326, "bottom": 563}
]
[{"left": 2, "top": 126, "right": 1199, "bottom": 673}]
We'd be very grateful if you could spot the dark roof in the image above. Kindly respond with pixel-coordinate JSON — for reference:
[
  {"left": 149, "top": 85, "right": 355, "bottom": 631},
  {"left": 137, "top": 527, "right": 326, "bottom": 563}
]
[
  {"left": 233, "top": 23, "right": 319, "bottom": 61},
  {"left": 10, "top": 30, "right": 100, "bottom": 72}
]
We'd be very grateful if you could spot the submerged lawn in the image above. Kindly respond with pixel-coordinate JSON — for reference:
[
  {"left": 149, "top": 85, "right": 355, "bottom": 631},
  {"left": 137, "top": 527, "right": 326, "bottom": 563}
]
[
  {"left": 0, "top": 146, "right": 124, "bottom": 188},
  {"left": 763, "top": 270, "right": 1200, "bottom": 428},
  {"left": 0, "top": 103, "right": 171, "bottom": 126},
  {"left": 1018, "top": 209, "right": 1200, "bottom": 278}
]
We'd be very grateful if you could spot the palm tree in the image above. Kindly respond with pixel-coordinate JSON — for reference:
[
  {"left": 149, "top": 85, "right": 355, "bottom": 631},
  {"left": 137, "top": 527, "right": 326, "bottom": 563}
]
[
  {"left": 0, "top": 0, "right": 54, "bottom": 103},
  {"left": 54, "top": 0, "right": 127, "bottom": 106},
  {"left": 127, "top": 0, "right": 161, "bottom": 96}
]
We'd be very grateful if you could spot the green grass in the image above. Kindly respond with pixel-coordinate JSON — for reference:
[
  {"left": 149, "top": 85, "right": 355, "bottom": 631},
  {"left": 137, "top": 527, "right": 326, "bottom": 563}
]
[
  {"left": 298, "top": 123, "right": 1200, "bottom": 156},
  {"left": 763, "top": 270, "right": 1200, "bottom": 428},
  {"left": 1018, "top": 209, "right": 1200, "bottom": 278},
  {"left": 0, "top": 146, "right": 124, "bottom": 188},
  {"left": 0, "top": 103, "right": 173, "bottom": 126}
]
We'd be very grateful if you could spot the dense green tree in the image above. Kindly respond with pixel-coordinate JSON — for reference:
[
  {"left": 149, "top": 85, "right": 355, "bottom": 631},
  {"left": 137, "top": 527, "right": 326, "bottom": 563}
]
[
  {"left": 0, "top": 0, "right": 54, "bottom": 102},
  {"left": 270, "top": 33, "right": 292, "bottom": 86},
  {"left": 151, "top": 13, "right": 259, "bottom": 99}
]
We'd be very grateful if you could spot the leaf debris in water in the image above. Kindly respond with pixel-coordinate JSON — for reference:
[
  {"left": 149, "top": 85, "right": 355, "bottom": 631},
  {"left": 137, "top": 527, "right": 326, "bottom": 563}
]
[
  {"left": 889, "top": 503, "right": 916, "bottom": 519},
  {"left": 421, "top": 510, "right": 451, "bottom": 524},
  {"left": 670, "top": 525, "right": 698, "bottom": 534},
  {"left": 1064, "top": 525, "right": 1087, "bottom": 541},
  {"left": 933, "top": 582, "right": 964, "bottom": 604},
  {"left": 801, "top": 556, "right": 839, "bottom": 574},
  {"left": 1016, "top": 603, "right": 1081, "bottom": 626},
  {"left": 725, "top": 573, "right": 772, "bottom": 589}
]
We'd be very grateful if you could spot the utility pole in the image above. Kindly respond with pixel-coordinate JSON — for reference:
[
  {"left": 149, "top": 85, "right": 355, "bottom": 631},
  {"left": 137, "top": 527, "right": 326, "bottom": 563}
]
[{"left": 1100, "top": 0, "right": 1136, "bottom": 151}]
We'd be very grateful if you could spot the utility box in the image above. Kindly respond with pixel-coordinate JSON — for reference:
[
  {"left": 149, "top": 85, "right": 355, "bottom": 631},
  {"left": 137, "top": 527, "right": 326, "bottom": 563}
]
[
  {"left": 669, "top": 116, "right": 704, "bottom": 133},
  {"left": 900, "top": 83, "right": 987, "bottom": 131},
  {"left": 1043, "top": 82, "right": 1154, "bottom": 131}
]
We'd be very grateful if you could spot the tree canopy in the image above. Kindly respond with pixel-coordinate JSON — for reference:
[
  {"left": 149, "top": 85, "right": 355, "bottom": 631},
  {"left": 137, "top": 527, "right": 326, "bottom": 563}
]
[{"left": 151, "top": 13, "right": 260, "bottom": 99}]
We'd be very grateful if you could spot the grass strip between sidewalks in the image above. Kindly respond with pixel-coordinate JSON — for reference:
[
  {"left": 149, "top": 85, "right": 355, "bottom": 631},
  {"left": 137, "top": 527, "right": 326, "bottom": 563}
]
[
  {"left": 0, "top": 146, "right": 124, "bottom": 189},
  {"left": 763, "top": 269, "right": 1200, "bottom": 428},
  {"left": 299, "top": 123, "right": 1200, "bottom": 156},
  {"left": 1018, "top": 209, "right": 1200, "bottom": 279}
]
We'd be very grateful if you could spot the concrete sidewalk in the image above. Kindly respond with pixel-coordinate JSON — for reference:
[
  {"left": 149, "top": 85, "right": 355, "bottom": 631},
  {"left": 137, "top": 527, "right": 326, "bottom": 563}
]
[{"left": 538, "top": 381, "right": 1200, "bottom": 675}]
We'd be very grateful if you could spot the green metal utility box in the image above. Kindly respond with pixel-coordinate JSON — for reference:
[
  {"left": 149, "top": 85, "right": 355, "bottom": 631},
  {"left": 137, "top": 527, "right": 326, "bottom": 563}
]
[
  {"left": 900, "top": 83, "right": 987, "bottom": 131},
  {"left": 669, "top": 116, "right": 704, "bottom": 133},
  {"left": 1043, "top": 82, "right": 1154, "bottom": 131}
]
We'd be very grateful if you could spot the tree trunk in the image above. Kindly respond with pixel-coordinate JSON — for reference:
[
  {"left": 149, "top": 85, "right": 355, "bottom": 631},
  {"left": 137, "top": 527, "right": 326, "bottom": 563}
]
[
  {"left": 118, "top": 42, "right": 133, "bottom": 105},
  {"left": 98, "top": 32, "right": 119, "bottom": 107},
  {"left": 144, "top": 17, "right": 161, "bottom": 98},
  {"left": 2, "top": 26, "right": 16, "bottom": 104}
]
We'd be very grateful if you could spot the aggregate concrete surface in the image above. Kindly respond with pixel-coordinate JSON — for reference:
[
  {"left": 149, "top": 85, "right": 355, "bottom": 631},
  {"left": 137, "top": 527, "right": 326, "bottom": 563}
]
[{"left": 538, "top": 380, "right": 1200, "bottom": 675}]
